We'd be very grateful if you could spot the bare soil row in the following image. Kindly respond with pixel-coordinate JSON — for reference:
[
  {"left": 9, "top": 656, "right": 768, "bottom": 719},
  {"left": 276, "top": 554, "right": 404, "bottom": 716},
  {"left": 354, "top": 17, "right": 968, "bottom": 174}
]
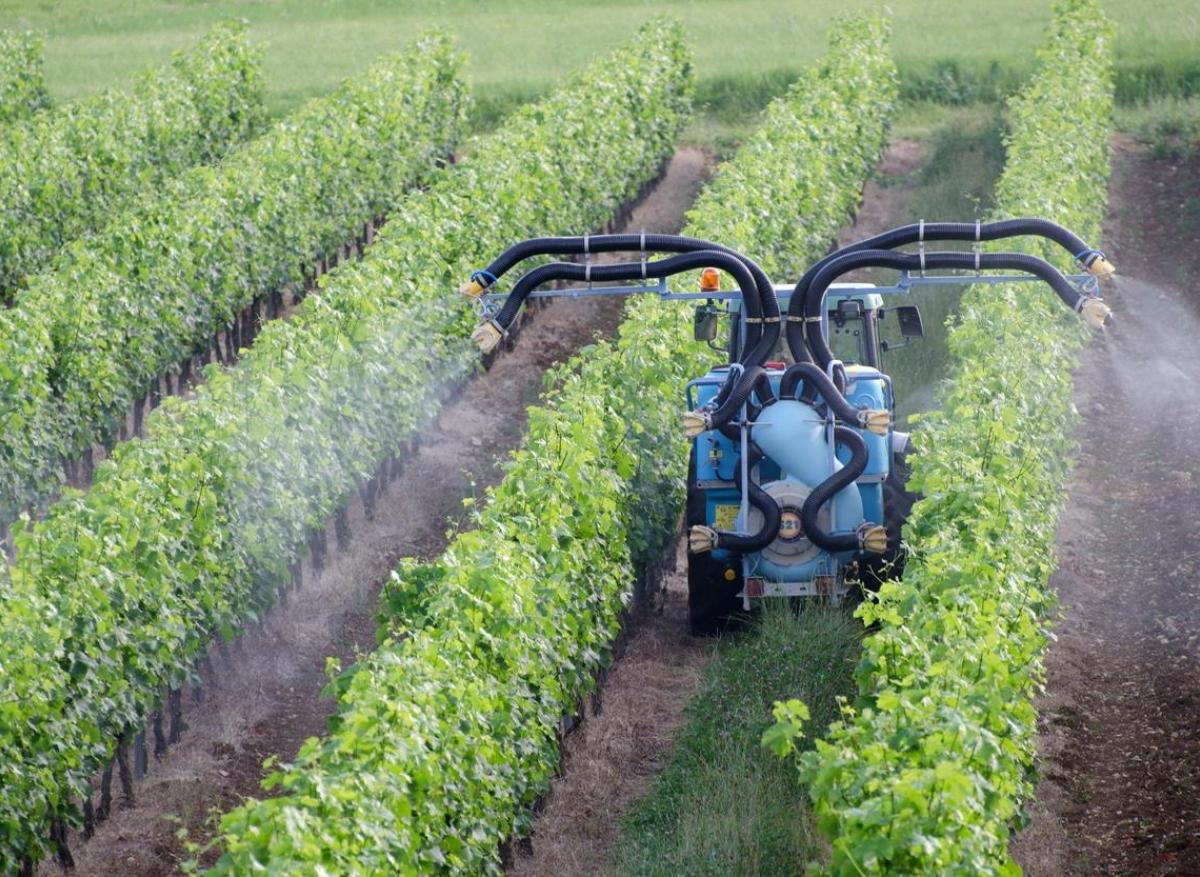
[{"left": 1012, "top": 136, "right": 1200, "bottom": 877}]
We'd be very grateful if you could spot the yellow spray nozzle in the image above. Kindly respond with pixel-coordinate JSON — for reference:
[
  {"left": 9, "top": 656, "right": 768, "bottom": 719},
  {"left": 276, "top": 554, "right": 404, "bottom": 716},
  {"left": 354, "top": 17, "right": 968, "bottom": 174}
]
[
  {"left": 858, "top": 408, "right": 890, "bottom": 436},
  {"left": 458, "top": 279, "right": 486, "bottom": 298},
  {"left": 682, "top": 409, "right": 710, "bottom": 437},
  {"left": 1080, "top": 298, "right": 1112, "bottom": 330},
  {"left": 1086, "top": 255, "right": 1116, "bottom": 280},
  {"left": 688, "top": 525, "right": 718, "bottom": 554},
  {"left": 857, "top": 523, "right": 888, "bottom": 555},
  {"left": 471, "top": 320, "right": 504, "bottom": 354}
]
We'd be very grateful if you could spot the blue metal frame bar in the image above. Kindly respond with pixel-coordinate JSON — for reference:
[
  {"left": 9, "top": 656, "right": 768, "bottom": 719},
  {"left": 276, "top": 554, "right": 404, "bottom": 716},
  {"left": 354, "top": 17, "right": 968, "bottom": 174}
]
[
  {"left": 881, "top": 270, "right": 1098, "bottom": 296},
  {"left": 481, "top": 279, "right": 668, "bottom": 303},
  {"left": 479, "top": 270, "right": 1098, "bottom": 304}
]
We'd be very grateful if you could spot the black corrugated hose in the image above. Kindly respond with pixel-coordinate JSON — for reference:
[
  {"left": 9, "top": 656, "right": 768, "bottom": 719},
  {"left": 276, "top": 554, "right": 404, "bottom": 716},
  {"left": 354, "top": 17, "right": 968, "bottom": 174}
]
[
  {"left": 799, "top": 249, "right": 1092, "bottom": 368},
  {"left": 800, "top": 425, "right": 871, "bottom": 553},
  {"left": 784, "top": 217, "right": 1110, "bottom": 362}
]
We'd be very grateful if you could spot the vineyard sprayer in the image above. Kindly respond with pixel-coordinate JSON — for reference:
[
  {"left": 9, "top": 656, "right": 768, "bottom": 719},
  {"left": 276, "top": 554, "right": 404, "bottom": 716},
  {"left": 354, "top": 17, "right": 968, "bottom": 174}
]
[{"left": 463, "top": 219, "right": 1112, "bottom": 633}]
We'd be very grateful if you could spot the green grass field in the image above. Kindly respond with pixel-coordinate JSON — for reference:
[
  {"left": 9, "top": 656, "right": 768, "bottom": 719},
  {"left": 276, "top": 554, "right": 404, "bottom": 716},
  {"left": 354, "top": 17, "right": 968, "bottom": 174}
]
[{"left": 4, "top": 0, "right": 1198, "bottom": 125}]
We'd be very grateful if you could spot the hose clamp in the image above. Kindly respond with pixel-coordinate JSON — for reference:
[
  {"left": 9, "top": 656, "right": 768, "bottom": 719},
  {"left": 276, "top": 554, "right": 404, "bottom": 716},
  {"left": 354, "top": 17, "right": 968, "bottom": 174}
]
[
  {"left": 708, "top": 367, "right": 742, "bottom": 413},
  {"left": 973, "top": 219, "right": 982, "bottom": 273},
  {"left": 471, "top": 269, "right": 497, "bottom": 289},
  {"left": 583, "top": 233, "right": 592, "bottom": 288},
  {"left": 469, "top": 286, "right": 499, "bottom": 321},
  {"left": 918, "top": 219, "right": 926, "bottom": 276}
]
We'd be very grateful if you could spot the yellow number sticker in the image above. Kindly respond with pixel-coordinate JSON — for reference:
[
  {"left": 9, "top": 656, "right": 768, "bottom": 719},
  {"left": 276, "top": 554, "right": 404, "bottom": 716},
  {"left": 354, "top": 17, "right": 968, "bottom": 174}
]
[{"left": 713, "top": 504, "right": 740, "bottom": 531}]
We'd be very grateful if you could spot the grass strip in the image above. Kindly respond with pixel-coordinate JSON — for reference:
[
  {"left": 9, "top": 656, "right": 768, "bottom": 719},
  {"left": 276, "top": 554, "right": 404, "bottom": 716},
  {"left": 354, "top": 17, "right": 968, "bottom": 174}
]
[{"left": 608, "top": 604, "right": 860, "bottom": 877}]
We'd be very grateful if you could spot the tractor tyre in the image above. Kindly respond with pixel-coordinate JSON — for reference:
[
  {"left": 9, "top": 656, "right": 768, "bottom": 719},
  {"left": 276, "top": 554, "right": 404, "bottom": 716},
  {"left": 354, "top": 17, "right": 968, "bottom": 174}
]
[
  {"left": 857, "top": 449, "right": 918, "bottom": 591},
  {"left": 686, "top": 449, "right": 743, "bottom": 636}
]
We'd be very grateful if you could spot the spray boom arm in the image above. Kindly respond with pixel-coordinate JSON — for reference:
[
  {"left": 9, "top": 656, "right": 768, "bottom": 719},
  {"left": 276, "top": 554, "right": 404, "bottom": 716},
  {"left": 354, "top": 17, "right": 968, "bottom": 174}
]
[{"left": 462, "top": 222, "right": 1112, "bottom": 361}]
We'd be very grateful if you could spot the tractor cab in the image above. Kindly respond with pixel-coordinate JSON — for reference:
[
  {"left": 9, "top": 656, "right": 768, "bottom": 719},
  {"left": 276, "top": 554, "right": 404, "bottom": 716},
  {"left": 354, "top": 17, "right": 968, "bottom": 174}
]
[{"left": 706, "top": 284, "right": 926, "bottom": 368}]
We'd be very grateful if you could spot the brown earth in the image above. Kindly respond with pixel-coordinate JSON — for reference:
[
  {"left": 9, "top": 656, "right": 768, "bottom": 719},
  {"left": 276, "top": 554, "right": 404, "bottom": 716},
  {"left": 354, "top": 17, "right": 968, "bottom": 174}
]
[
  {"left": 1012, "top": 136, "right": 1200, "bottom": 876},
  {"left": 43, "top": 147, "right": 712, "bottom": 877},
  {"left": 505, "top": 138, "right": 928, "bottom": 877},
  {"left": 506, "top": 540, "right": 713, "bottom": 877},
  {"left": 837, "top": 138, "right": 928, "bottom": 253}
]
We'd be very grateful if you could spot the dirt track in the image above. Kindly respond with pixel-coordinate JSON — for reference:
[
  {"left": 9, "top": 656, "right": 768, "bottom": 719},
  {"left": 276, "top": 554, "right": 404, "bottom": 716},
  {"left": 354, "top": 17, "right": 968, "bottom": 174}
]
[
  {"left": 1013, "top": 137, "right": 1200, "bottom": 875},
  {"left": 506, "top": 540, "right": 713, "bottom": 877},
  {"left": 49, "top": 148, "right": 711, "bottom": 877}
]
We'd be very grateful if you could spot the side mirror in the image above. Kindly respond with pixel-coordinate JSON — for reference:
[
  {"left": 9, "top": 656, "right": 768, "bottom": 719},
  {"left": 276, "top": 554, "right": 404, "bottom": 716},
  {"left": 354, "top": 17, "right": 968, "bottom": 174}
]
[
  {"left": 895, "top": 304, "right": 924, "bottom": 338},
  {"left": 880, "top": 304, "right": 926, "bottom": 354},
  {"left": 832, "top": 298, "right": 864, "bottom": 327},
  {"left": 694, "top": 303, "right": 719, "bottom": 342}
]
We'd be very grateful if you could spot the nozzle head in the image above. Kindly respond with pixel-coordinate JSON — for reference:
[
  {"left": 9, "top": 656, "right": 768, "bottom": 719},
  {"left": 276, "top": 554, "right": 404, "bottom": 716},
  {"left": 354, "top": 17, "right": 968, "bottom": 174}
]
[
  {"left": 1080, "top": 297, "right": 1112, "bottom": 330},
  {"left": 688, "top": 525, "right": 718, "bottom": 554},
  {"left": 682, "top": 409, "right": 711, "bottom": 437},
  {"left": 471, "top": 320, "right": 504, "bottom": 354},
  {"left": 1086, "top": 255, "right": 1116, "bottom": 280},
  {"left": 857, "top": 523, "right": 888, "bottom": 555},
  {"left": 459, "top": 279, "right": 486, "bottom": 298},
  {"left": 858, "top": 408, "right": 890, "bottom": 436}
]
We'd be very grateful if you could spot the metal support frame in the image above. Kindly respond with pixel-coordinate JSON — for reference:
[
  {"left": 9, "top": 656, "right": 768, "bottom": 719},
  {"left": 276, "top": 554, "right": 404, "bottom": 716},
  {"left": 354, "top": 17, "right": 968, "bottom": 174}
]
[
  {"left": 477, "top": 269, "right": 1099, "bottom": 311},
  {"left": 476, "top": 270, "right": 1102, "bottom": 365}
]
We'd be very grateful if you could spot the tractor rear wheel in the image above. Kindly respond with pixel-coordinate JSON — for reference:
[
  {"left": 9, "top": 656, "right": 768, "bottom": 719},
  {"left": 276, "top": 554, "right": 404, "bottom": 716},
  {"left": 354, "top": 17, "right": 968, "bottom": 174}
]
[{"left": 686, "top": 449, "right": 743, "bottom": 636}]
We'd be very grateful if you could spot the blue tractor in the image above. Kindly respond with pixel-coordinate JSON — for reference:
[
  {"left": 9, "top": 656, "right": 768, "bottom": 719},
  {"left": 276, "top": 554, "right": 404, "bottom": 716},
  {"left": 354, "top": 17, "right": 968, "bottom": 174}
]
[{"left": 463, "top": 220, "right": 1112, "bottom": 634}]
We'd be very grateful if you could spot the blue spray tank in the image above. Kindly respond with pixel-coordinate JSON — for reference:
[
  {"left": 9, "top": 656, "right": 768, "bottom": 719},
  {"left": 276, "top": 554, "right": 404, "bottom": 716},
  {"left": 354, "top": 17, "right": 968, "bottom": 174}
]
[{"left": 686, "top": 325, "right": 894, "bottom": 601}]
